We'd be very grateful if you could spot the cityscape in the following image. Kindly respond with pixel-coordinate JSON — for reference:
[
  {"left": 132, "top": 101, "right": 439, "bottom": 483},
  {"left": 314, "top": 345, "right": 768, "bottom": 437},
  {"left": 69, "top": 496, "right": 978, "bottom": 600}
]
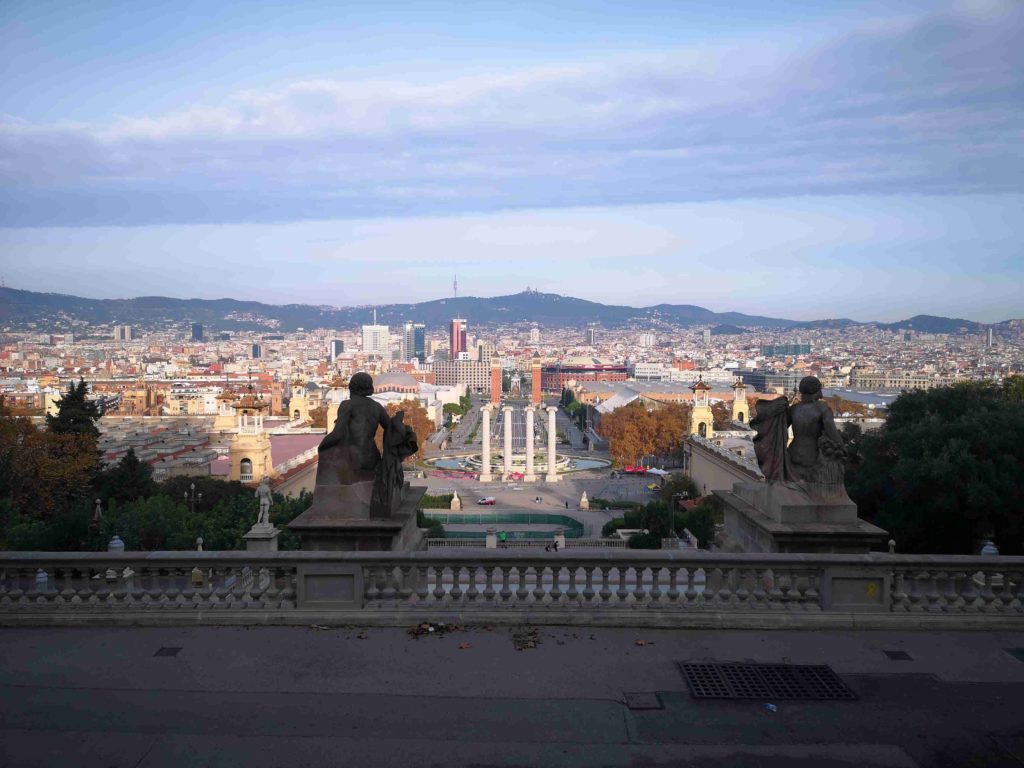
[{"left": 2, "top": 1, "right": 1023, "bottom": 767}]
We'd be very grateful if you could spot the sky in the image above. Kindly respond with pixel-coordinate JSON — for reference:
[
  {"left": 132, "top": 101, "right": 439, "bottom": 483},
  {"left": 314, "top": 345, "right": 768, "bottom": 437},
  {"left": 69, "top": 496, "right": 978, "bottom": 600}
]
[{"left": 1, "top": 0, "right": 1022, "bottom": 322}]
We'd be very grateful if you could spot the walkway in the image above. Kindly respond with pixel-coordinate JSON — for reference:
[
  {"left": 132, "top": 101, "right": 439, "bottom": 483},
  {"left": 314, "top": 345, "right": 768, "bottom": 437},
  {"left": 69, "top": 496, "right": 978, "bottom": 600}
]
[{"left": 2, "top": 626, "right": 1023, "bottom": 767}]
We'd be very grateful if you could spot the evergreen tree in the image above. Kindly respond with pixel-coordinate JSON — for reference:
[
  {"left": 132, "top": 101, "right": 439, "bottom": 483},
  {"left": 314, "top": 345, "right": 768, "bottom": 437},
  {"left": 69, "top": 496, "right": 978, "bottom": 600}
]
[
  {"left": 95, "top": 447, "right": 157, "bottom": 505},
  {"left": 46, "top": 378, "right": 101, "bottom": 439}
]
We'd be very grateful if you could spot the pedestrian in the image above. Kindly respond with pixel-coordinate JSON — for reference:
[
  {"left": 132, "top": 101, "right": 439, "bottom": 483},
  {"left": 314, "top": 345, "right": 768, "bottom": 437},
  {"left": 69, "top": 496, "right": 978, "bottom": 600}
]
[
  {"left": 498, "top": 530, "right": 507, "bottom": 549},
  {"left": 565, "top": 501, "right": 569, "bottom": 509}
]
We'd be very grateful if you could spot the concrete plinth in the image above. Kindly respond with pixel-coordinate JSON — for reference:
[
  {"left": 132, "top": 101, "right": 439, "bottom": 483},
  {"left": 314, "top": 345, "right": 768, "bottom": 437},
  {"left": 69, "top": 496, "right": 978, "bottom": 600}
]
[
  {"left": 717, "top": 481, "right": 887, "bottom": 554},
  {"left": 243, "top": 524, "right": 280, "bottom": 552},
  {"left": 288, "top": 483, "right": 428, "bottom": 551}
]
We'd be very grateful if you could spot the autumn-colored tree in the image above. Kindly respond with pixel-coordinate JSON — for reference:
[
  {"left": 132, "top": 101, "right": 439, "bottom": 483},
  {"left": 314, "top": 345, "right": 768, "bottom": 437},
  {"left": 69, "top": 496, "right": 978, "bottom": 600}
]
[
  {"left": 0, "top": 396, "right": 99, "bottom": 528},
  {"left": 823, "top": 395, "right": 876, "bottom": 418},
  {"left": 372, "top": 400, "right": 435, "bottom": 460},
  {"left": 651, "top": 402, "right": 691, "bottom": 460},
  {"left": 710, "top": 400, "right": 733, "bottom": 430},
  {"left": 308, "top": 405, "right": 328, "bottom": 429}
]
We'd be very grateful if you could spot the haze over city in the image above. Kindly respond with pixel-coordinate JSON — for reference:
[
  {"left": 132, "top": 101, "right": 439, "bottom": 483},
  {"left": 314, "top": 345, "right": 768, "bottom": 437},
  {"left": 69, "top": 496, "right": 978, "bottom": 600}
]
[{"left": 2, "top": 0, "right": 1023, "bottom": 321}]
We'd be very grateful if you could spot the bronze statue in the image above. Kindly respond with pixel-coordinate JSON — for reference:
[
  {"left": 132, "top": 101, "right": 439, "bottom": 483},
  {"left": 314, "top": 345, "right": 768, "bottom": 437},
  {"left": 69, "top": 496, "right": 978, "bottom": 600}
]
[
  {"left": 750, "top": 376, "right": 846, "bottom": 499},
  {"left": 318, "top": 372, "right": 391, "bottom": 486},
  {"left": 315, "top": 372, "right": 418, "bottom": 517}
]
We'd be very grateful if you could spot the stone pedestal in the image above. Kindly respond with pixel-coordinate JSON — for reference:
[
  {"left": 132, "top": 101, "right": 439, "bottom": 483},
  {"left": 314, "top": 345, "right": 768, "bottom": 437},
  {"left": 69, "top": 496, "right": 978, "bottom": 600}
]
[
  {"left": 243, "top": 524, "right": 280, "bottom": 552},
  {"left": 288, "top": 483, "right": 428, "bottom": 551},
  {"left": 717, "top": 481, "right": 887, "bottom": 554}
]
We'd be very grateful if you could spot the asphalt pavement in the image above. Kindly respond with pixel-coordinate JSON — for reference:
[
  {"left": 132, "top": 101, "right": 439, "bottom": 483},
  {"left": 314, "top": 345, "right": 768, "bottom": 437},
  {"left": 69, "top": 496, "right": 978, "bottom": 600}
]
[{"left": 2, "top": 625, "right": 1024, "bottom": 767}]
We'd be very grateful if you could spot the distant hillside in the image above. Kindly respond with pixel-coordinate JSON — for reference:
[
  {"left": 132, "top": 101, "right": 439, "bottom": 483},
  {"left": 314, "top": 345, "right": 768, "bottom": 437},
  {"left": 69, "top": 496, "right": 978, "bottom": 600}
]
[
  {"left": 876, "top": 314, "right": 985, "bottom": 334},
  {"left": 0, "top": 286, "right": 1012, "bottom": 335},
  {"left": 710, "top": 324, "right": 748, "bottom": 335}
]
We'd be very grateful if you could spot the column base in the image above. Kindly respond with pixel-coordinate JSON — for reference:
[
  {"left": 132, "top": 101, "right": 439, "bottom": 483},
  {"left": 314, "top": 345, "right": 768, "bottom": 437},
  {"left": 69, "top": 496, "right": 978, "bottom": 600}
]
[
  {"left": 479, "top": 472, "right": 493, "bottom": 483},
  {"left": 524, "top": 472, "right": 536, "bottom": 482},
  {"left": 544, "top": 473, "right": 559, "bottom": 483}
]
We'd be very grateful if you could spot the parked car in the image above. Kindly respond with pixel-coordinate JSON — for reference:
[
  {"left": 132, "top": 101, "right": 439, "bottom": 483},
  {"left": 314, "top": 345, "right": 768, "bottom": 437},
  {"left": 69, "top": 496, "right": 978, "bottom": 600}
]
[
  {"left": 476, "top": 497, "right": 496, "bottom": 505},
  {"left": 623, "top": 465, "right": 647, "bottom": 474}
]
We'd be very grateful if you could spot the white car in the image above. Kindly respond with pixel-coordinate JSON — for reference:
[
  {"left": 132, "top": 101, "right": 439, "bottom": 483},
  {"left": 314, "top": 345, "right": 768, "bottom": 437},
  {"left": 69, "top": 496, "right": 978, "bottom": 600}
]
[{"left": 476, "top": 497, "right": 496, "bottom": 505}]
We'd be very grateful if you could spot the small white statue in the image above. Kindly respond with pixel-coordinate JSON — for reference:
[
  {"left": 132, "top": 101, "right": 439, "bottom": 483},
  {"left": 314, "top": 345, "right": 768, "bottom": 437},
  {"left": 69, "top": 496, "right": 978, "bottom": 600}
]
[
  {"left": 579, "top": 491, "right": 589, "bottom": 510},
  {"left": 255, "top": 477, "right": 273, "bottom": 525}
]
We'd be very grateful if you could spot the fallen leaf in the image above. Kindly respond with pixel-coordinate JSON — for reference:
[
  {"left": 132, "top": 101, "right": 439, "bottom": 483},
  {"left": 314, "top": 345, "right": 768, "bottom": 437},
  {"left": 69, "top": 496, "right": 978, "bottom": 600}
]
[{"left": 458, "top": 642, "right": 472, "bottom": 650}]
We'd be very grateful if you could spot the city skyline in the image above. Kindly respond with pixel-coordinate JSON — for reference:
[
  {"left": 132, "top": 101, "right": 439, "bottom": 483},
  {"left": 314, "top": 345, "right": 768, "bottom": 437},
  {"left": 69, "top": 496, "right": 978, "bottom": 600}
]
[{"left": 2, "top": 0, "right": 1022, "bottom": 321}]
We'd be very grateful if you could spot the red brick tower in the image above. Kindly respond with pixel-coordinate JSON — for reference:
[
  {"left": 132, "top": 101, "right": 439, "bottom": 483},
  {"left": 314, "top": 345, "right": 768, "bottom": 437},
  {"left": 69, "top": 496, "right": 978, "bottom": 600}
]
[
  {"left": 531, "top": 352, "right": 542, "bottom": 405},
  {"left": 490, "top": 356, "right": 501, "bottom": 406}
]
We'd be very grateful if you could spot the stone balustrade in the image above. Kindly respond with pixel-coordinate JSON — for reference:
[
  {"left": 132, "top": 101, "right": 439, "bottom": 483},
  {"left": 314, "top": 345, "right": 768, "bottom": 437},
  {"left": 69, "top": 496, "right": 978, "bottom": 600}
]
[{"left": 1, "top": 551, "right": 1021, "bottom": 629}]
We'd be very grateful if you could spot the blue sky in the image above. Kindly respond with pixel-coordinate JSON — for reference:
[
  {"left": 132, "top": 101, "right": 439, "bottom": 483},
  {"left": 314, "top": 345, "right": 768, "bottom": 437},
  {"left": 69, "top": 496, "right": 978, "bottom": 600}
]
[{"left": 1, "top": 0, "right": 1021, "bottom": 321}]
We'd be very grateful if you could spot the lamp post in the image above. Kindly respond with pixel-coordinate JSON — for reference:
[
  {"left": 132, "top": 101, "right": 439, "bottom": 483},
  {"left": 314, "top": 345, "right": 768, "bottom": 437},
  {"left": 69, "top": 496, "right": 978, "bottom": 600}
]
[{"left": 184, "top": 483, "right": 202, "bottom": 515}]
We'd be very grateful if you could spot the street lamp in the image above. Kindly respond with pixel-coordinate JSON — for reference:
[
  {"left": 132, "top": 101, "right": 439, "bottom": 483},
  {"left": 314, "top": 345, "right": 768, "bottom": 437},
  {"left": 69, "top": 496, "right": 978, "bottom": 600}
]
[{"left": 184, "top": 483, "right": 202, "bottom": 515}]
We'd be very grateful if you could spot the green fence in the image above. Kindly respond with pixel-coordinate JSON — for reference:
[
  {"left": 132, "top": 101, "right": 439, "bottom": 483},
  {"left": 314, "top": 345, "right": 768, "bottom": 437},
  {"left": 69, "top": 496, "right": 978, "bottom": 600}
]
[{"left": 423, "top": 512, "right": 584, "bottom": 538}]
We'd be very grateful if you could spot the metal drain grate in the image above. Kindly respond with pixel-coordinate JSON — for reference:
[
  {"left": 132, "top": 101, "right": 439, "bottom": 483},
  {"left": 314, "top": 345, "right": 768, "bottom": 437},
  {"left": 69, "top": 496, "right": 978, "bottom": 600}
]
[
  {"left": 679, "top": 663, "right": 856, "bottom": 701},
  {"left": 154, "top": 646, "right": 182, "bottom": 657}
]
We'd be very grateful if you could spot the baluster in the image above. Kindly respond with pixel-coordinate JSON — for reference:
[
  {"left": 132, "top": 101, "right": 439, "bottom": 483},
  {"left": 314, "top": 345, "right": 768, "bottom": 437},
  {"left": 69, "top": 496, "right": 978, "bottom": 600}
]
[
  {"left": 515, "top": 566, "right": 530, "bottom": 602},
  {"left": 262, "top": 567, "right": 281, "bottom": 608},
  {"left": 463, "top": 566, "right": 478, "bottom": 602},
  {"left": 734, "top": 568, "right": 750, "bottom": 607},
  {"left": 1010, "top": 571, "right": 1024, "bottom": 612},
  {"left": 668, "top": 567, "right": 682, "bottom": 604},
  {"left": 415, "top": 566, "right": 430, "bottom": 603},
  {"left": 787, "top": 570, "right": 806, "bottom": 609},
  {"left": 278, "top": 568, "right": 297, "bottom": 608},
  {"left": 633, "top": 567, "right": 647, "bottom": 603},
  {"left": 533, "top": 566, "right": 548, "bottom": 602},
  {"left": 598, "top": 567, "right": 612, "bottom": 602},
  {"left": 906, "top": 571, "right": 926, "bottom": 612},
  {"left": 380, "top": 566, "right": 398, "bottom": 602},
  {"left": 482, "top": 566, "right": 496, "bottom": 603},
  {"left": 175, "top": 567, "right": 192, "bottom": 607},
  {"left": 396, "top": 566, "right": 414, "bottom": 601},
  {"left": 364, "top": 566, "right": 381, "bottom": 603},
  {"left": 432, "top": 566, "right": 446, "bottom": 602},
  {"left": 764, "top": 568, "right": 783, "bottom": 609},
  {"left": 499, "top": 566, "right": 513, "bottom": 602},
  {"left": 924, "top": 571, "right": 942, "bottom": 612},
  {"left": 702, "top": 567, "right": 719, "bottom": 606},
  {"left": 549, "top": 566, "right": 563, "bottom": 603},
  {"left": 566, "top": 566, "right": 579, "bottom": 602},
  {"left": 450, "top": 566, "right": 464, "bottom": 602},
  {"left": 649, "top": 567, "right": 661, "bottom": 602},
  {"left": 582, "top": 566, "right": 596, "bottom": 603}
]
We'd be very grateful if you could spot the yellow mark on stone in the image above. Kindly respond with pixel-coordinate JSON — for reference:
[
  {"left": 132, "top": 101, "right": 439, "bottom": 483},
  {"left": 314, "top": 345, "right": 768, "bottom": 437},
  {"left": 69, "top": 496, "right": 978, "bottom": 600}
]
[{"left": 867, "top": 582, "right": 879, "bottom": 599}]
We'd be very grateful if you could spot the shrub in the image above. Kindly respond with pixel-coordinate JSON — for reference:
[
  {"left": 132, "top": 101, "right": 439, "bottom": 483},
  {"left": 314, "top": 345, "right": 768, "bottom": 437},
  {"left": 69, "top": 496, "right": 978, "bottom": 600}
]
[{"left": 627, "top": 532, "right": 661, "bottom": 549}]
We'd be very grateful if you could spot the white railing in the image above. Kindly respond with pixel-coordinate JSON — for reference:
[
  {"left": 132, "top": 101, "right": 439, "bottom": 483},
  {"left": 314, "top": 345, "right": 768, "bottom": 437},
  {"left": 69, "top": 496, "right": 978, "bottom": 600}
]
[
  {"left": 1, "top": 551, "right": 1022, "bottom": 628},
  {"left": 274, "top": 447, "right": 319, "bottom": 474}
]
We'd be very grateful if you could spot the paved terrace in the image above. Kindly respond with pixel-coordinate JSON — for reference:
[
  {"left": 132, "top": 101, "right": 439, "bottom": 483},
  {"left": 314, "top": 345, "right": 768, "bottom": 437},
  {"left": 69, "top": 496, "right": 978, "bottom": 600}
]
[{"left": 2, "top": 625, "right": 1024, "bottom": 767}]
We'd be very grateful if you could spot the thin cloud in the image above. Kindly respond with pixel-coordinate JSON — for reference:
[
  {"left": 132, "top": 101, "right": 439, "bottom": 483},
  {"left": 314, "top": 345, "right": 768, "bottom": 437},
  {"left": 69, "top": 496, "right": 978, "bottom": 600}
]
[{"left": 0, "top": 1, "right": 1021, "bottom": 227}]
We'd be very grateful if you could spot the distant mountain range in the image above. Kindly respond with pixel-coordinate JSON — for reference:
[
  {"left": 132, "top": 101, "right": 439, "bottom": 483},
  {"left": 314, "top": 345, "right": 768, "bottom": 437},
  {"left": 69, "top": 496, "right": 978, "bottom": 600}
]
[{"left": 0, "top": 286, "right": 1014, "bottom": 336}]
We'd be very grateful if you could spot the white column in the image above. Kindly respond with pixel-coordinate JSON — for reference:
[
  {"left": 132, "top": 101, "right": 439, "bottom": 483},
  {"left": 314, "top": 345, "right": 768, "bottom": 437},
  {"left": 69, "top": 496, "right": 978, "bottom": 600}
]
[
  {"left": 503, "top": 406, "right": 514, "bottom": 481},
  {"left": 545, "top": 406, "right": 559, "bottom": 482},
  {"left": 479, "top": 405, "right": 493, "bottom": 482},
  {"left": 524, "top": 406, "right": 536, "bottom": 482}
]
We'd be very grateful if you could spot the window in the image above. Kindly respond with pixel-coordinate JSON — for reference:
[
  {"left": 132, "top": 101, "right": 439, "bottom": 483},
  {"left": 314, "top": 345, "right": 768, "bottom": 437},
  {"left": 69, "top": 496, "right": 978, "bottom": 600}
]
[{"left": 240, "top": 458, "right": 253, "bottom": 482}]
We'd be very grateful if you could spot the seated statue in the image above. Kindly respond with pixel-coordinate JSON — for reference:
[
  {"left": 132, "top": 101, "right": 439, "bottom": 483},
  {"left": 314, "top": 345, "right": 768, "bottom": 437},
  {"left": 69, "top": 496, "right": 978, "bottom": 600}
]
[
  {"left": 317, "top": 372, "right": 390, "bottom": 487},
  {"left": 313, "top": 372, "right": 419, "bottom": 518},
  {"left": 750, "top": 375, "right": 848, "bottom": 501}
]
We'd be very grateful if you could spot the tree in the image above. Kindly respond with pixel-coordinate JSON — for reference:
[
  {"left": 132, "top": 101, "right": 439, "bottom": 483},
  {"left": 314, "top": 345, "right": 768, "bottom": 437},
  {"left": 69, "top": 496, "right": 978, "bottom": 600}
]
[
  {"left": 0, "top": 396, "right": 99, "bottom": 531},
  {"left": 95, "top": 447, "right": 157, "bottom": 505},
  {"left": 847, "top": 378, "right": 1024, "bottom": 554},
  {"left": 45, "top": 378, "right": 102, "bottom": 439},
  {"left": 309, "top": 405, "right": 328, "bottom": 429},
  {"left": 711, "top": 400, "right": 733, "bottom": 430},
  {"left": 659, "top": 473, "right": 699, "bottom": 504},
  {"left": 598, "top": 400, "right": 690, "bottom": 467},
  {"left": 374, "top": 400, "right": 435, "bottom": 460}
]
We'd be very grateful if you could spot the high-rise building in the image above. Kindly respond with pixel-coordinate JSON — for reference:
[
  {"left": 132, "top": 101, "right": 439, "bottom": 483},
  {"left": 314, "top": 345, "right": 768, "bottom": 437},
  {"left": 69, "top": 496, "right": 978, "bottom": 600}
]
[
  {"left": 987, "top": 327, "right": 995, "bottom": 348},
  {"left": 585, "top": 327, "right": 597, "bottom": 346},
  {"left": 361, "top": 324, "right": 389, "bottom": 357},
  {"left": 251, "top": 343, "right": 262, "bottom": 359},
  {"left": 191, "top": 323, "right": 204, "bottom": 342},
  {"left": 402, "top": 323, "right": 426, "bottom": 362},
  {"left": 760, "top": 343, "right": 811, "bottom": 357},
  {"left": 449, "top": 318, "right": 467, "bottom": 358},
  {"left": 529, "top": 326, "right": 540, "bottom": 344},
  {"left": 329, "top": 339, "right": 345, "bottom": 361},
  {"left": 702, "top": 328, "right": 712, "bottom": 344},
  {"left": 113, "top": 325, "right": 134, "bottom": 341},
  {"left": 639, "top": 332, "right": 656, "bottom": 348}
]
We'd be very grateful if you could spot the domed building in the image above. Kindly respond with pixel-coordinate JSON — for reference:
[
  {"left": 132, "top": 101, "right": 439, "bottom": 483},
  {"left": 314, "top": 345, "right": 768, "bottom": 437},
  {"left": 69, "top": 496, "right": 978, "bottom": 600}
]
[{"left": 373, "top": 370, "right": 419, "bottom": 395}]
